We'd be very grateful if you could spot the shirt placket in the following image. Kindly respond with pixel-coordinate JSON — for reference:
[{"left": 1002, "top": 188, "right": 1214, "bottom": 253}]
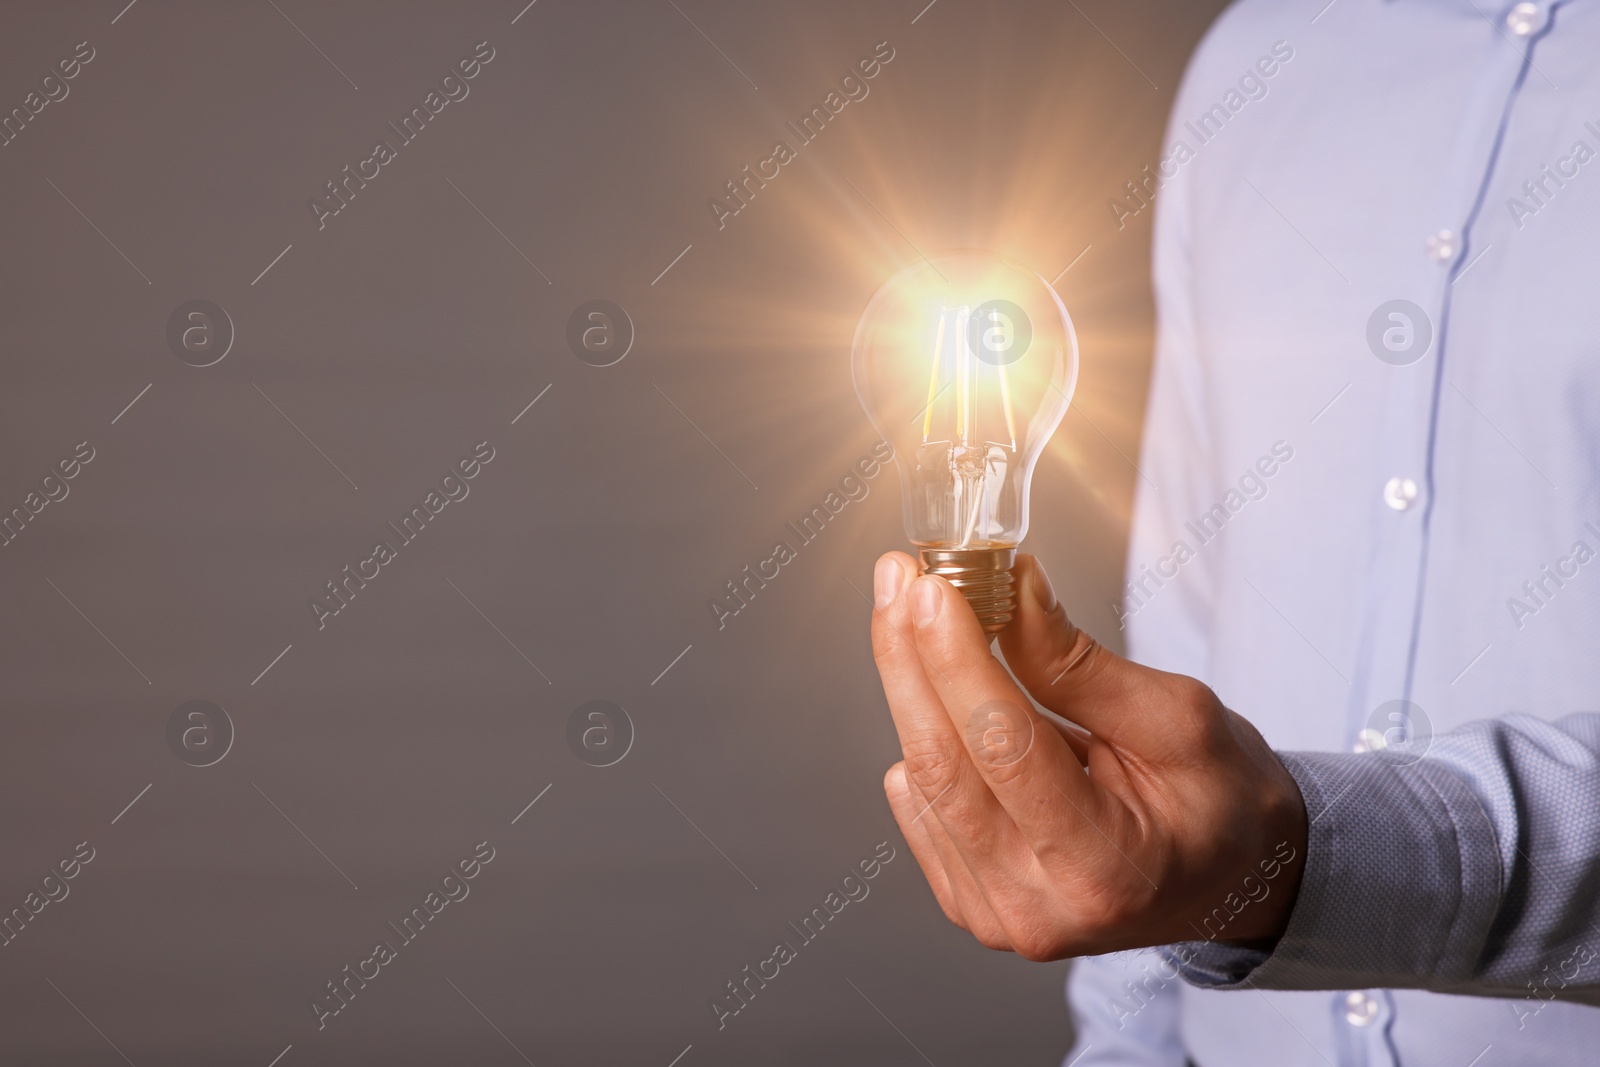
[
  {"left": 1340, "top": 4, "right": 1557, "bottom": 1066},
  {"left": 1346, "top": 4, "right": 1548, "bottom": 745}
]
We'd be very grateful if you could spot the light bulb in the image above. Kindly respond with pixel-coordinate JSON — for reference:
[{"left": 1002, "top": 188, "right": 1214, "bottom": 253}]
[{"left": 851, "top": 250, "right": 1078, "bottom": 633}]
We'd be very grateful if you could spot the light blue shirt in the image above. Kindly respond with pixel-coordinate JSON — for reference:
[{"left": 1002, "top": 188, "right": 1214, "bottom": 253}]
[{"left": 1067, "top": 0, "right": 1600, "bottom": 1063}]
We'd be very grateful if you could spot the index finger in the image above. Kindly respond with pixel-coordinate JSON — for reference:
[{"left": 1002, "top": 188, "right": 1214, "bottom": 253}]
[
  {"left": 869, "top": 554, "right": 1031, "bottom": 869},
  {"left": 869, "top": 554, "right": 998, "bottom": 801},
  {"left": 903, "top": 571, "right": 1108, "bottom": 851}
]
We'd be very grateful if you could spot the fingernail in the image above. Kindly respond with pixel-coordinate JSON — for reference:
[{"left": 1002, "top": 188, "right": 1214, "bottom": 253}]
[
  {"left": 911, "top": 577, "right": 941, "bottom": 628},
  {"left": 874, "top": 555, "right": 903, "bottom": 609}
]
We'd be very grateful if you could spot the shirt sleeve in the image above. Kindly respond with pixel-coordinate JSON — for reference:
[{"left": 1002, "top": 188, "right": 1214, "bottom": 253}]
[{"left": 1165, "top": 712, "right": 1600, "bottom": 1007}]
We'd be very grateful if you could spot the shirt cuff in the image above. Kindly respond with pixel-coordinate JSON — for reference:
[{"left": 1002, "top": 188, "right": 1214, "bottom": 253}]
[{"left": 1163, "top": 749, "right": 1503, "bottom": 992}]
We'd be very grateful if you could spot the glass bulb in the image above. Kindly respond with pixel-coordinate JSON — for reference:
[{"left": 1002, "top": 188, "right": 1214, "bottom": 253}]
[{"left": 851, "top": 250, "right": 1078, "bottom": 632}]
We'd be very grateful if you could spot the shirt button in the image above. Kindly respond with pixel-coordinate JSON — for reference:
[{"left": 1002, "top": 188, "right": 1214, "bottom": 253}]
[
  {"left": 1427, "top": 229, "right": 1457, "bottom": 263},
  {"left": 1345, "top": 991, "right": 1379, "bottom": 1027},
  {"left": 1506, "top": 2, "right": 1544, "bottom": 36},
  {"left": 1383, "top": 476, "right": 1419, "bottom": 511}
]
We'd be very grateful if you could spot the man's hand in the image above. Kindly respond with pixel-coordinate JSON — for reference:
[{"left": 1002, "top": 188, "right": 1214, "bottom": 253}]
[{"left": 871, "top": 551, "right": 1307, "bottom": 960}]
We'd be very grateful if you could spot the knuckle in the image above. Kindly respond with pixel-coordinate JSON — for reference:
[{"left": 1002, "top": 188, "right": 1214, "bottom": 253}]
[
  {"left": 1189, "top": 676, "right": 1227, "bottom": 711},
  {"left": 1083, "top": 869, "right": 1160, "bottom": 931},
  {"left": 997, "top": 907, "right": 1069, "bottom": 962},
  {"left": 1184, "top": 684, "right": 1228, "bottom": 751},
  {"left": 970, "top": 917, "right": 1014, "bottom": 952},
  {"left": 918, "top": 629, "right": 973, "bottom": 681},
  {"left": 1170, "top": 675, "right": 1218, "bottom": 713},
  {"left": 1146, "top": 675, "right": 1224, "bottom": 752},
  {"left": 870, "top": 614, "right": 907, "bottom": 665},
  {"left": 932, "top": 797, "right": 991, "bottom": 847},
  {"left": 1011, "top": 930, "right": 1063, "bottom": 963},
  {"left": 963, "top": 700, "right": 1037, "bottom": 783},
  {"left": 900, "top": 736, "right": 962, "bottom": 794}
]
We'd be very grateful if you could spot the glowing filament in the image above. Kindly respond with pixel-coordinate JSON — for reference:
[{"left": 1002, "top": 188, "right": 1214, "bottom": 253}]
[{"left": 922, "top": 314, "right": 945, "bottom": 443}]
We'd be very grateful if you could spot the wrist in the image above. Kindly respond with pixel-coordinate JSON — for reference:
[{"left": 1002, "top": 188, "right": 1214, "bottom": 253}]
[
  {"left": 1220, "top": 785, "right": 1308, "bottom": 948},
  {"left": 1187, "top": 736, "right": 1309, "bottom": 947}
]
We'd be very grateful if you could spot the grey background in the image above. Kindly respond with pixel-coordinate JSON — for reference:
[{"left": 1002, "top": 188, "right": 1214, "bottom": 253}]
[{"left": 0, "top": 1, "right": 1226, "bottom": 1063}]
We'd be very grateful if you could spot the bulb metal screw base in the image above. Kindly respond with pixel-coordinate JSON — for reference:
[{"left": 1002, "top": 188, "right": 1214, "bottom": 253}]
[{"left": 917, "top": 547, "right": 1018, "bottom": 635}]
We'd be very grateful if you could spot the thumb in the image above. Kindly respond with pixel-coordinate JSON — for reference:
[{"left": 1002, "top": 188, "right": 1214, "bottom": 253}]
[{"left": 996, "top": 555, "right": 1145, "bottom": 743}]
